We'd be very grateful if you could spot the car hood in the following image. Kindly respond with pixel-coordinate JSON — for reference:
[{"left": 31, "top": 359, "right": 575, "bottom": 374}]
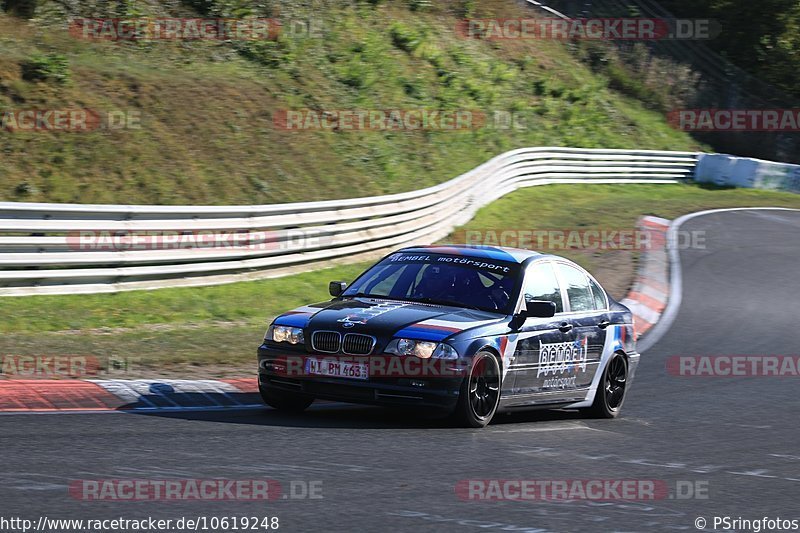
[{"left": 273, "top": 297, "right": 504, "bottom": 342}]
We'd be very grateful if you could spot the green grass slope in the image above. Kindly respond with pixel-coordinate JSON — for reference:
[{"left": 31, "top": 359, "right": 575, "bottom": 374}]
[{"left": 0, "top": 0, "right": 701, "bottom": 205}]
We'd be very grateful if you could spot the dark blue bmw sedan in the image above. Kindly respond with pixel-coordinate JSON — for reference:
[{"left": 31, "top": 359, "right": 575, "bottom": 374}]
[{"left": 257, "top": 245, "right": 639, "bottom": 427}]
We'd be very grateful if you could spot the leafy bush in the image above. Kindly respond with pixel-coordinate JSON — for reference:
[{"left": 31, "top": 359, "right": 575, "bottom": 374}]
[
  {"left": 235, "top": 38, "right": 293, "bottom": 68},
  {"left": 182, "top": 0, "right": 276, "bottom": 17},
  {"left": 389, "top": 22, "right": 421, "bottom": 53},
  {"left": 455, "top": 0, "right": 476, "bottom": 18},
  {"left": 337, "top": 56, "right": 377, "bottom": 89},
  {"left": 2, "top": 0, "right": 37, "bottom": 18},
  {"left": 21, "top": 53, "right": 69, "bottom": 84},
  {"left": 409, "top": 0, "right": 432, "bottom": 11}
]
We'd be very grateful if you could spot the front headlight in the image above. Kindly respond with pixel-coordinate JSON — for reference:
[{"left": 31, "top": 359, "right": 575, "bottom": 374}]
[
  {"left": 267, "top": 325, "right": 305, "bottom": 345},
  {"left": 385, "top": 338, "right": 459, "bottom": 360}
]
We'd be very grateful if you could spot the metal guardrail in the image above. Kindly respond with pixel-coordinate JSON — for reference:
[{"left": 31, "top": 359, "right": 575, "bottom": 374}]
[{"left": 0, "top": 147, "right": 699, "bottom": 296}]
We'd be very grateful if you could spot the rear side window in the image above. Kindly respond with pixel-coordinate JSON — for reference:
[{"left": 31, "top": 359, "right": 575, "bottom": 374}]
[
  {"left": 589, "top": 277, "right": 607, "bottom": 310},
  {"left": 523, "top": 262, "right": 564, "bottom": 313},
  {"left": 556, "top": 263, "right": 594, "bottom": 312}
]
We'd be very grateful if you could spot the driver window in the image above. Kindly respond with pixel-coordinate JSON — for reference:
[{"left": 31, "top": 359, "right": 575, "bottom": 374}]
[
  {"left": 588, "top": 277, "right": 608, "bottom": 310},
  {"left": 556, "top": 263, "right": 595, "bottom": 313},
  {"left": 523, "top": 262, "right": 563, "bottom": 313}
]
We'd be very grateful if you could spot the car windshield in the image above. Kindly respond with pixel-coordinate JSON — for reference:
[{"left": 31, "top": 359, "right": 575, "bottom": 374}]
[{"left": 342, "top": 251, "right": 521, "bottom": 313}]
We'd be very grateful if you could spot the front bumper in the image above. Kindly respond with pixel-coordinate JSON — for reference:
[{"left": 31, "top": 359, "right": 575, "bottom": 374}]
[{"left": 257, "top": 343, "right": 464, "bottom": 411}]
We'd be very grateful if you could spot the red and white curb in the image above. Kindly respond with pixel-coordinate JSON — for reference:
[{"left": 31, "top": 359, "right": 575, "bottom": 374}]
[
  {"left": 0, "top": 378, "right": 259, "bottom": 412},
  {"left": 621, "top": 216, "right": 670, "bottom": 339}
]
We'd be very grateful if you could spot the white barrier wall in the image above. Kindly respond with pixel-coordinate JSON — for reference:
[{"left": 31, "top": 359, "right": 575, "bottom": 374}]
[
  {"left": 695, "top": 154, "right": 800, "bottom": 193},
  {"left": 0, "top": 147, "right": 698, "bottom": 296},
  {"left": 6, "top": 148, "right": 797, "bottom": 297}
]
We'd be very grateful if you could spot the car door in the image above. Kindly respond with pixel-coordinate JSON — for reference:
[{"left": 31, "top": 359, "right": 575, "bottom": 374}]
[
  {"left": 507, "top": 261, "right": 576, "bottom": 400},
  {"left": 553, "top": 262, "right": 609, "bottom": 389}
]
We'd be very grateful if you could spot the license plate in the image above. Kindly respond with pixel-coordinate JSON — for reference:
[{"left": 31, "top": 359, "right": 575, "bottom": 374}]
[{"left": 305, "top": 358, "right": 368, "bottom": 380}]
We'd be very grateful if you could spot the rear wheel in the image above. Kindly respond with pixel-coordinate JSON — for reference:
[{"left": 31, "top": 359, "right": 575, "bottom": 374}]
[
  {"left": 259, "top": 385, "right": 314, "bottom": 413},
  {"left": 584, "top": 353, "right": 627, "bottom": 418},
  {"left": 451, "top": 351, "right": 501, "bottom": 428}
]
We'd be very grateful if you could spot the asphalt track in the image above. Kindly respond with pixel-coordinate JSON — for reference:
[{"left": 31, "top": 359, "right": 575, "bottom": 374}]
[{"left": 2, "top": 209, "right": 799, "bottom": 533}]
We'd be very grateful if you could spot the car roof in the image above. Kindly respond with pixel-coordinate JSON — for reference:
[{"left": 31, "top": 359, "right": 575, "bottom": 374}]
[{"left": 398, "top": 245, "right": 545, "bottom": 264}]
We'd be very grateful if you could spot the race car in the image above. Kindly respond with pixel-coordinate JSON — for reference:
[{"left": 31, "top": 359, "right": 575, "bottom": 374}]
[{"left": 257, "top": 245, "right": 639, "bottom": 427}]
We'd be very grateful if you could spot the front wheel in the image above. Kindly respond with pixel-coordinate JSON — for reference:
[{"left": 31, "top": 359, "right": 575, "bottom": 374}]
[
  {"left": 259, "top": 385, "right": 314, "bottom": 413},
  {"left": 583, "top": 353, "right": 627, "bottom": 418},
  {"left": 451, "top": 351, "right": 501, "bottom": 428}
]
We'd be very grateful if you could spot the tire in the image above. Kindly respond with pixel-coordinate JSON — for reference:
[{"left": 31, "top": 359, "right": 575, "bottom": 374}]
[
  {"left": 451, "top": 351, "right": 501, "bottom": 428},
  {"left": 583, "top": 353, "right": 628, "bottom": 419},
  {"left": 259, "top": 385, "right": 314, "bottom": 413}
]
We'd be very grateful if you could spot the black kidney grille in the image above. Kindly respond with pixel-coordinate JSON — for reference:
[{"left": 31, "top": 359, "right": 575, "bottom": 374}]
[
  {"left": 311, "top": 331, "right": 341, "bottom": 353},
  {"left": 342, "top": 334, "right": 376, "bottom": 355}
]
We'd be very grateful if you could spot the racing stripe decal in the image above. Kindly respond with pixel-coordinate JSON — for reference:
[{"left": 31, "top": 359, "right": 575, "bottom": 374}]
[
  {"left": 499, "top": 336, "right": 509, "bottom": 357},
  {"left": 393, "top": 323, "right": 463, "bottom": 342},
  {"left": 394, "top": 317, "right": 499, "bottom": 342}
]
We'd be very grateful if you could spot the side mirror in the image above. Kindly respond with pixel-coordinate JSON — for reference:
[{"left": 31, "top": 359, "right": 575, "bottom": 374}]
[
  {"left": 329, "top": 281, "right": 347, "bottom": 297},
  {"left": 521, "top": 299, "right": 556, "bottom": 318}
]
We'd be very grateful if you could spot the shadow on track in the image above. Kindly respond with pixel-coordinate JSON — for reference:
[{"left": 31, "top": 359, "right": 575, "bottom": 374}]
[{"left": 130, "top": 401, "right": 588, "bottom": 430}]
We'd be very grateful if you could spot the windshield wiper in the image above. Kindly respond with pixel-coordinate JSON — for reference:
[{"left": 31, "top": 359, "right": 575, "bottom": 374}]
[
  {"left": 410, "top": 297, "right": 485, "bottom": 311},
  {"left": 345, "top": 293, "right": 492, "bottom": 313},
  {"left": 344, "top": 292, "right": 388, "bottom": 299}
]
